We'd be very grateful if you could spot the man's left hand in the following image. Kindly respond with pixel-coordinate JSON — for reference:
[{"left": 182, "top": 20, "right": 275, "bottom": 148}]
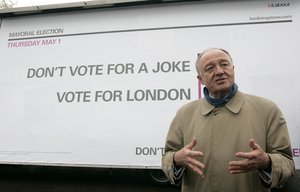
[{"left": 228, "top": 139, "right": 271, "bottom": 174}]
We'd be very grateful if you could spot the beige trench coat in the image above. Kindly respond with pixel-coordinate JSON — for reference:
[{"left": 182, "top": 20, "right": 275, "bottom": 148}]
[{"left": 162, "top": 91, "right": 295, "bottom": 192}]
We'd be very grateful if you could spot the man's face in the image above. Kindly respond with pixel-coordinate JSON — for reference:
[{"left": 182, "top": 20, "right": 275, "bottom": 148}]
[{"left": 198, "top": 49, "right": 235, "bottom": 99}]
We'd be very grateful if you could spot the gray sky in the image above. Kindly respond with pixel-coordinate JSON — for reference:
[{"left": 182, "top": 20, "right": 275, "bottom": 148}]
[{"left": 15, "top": 0, "right": 88, "bottom": 7}]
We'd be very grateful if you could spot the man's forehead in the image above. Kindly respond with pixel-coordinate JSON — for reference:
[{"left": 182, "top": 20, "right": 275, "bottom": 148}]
[
  {"left": 200, "top": 50, "right": 231, "bottom": 64},
  {"left": 202, "top": 49, "right": 229, "bottom": 58}
]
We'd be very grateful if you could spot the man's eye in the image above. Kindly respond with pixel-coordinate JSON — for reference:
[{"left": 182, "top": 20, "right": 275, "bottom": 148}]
[
  {"left": 205, "top": 66, "right": 214, "bottom": 72},
  {"left": 221, "top": 62, "right": 229, "bottom": 67}
]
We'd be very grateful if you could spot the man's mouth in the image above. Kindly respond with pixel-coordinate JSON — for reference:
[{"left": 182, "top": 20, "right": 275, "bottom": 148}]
[{"left": 215, "top": 78, "right": 227, "bottom": 84}]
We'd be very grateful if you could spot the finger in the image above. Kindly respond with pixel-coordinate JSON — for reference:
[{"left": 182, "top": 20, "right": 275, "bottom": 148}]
[
  {"left": 249, "top": 139, "right": 260, "bottom": 151},
  {"left": 229, "top": 169, "right": 248, "bottom": 174},
  {"left": 229, "top": 160, "right": 257, "bottom": 170},
  {"left": 186, "top": 137, "right": 197, "bottom": 150},
  {"left": 229, "top": 160, "right": 247, "bottom": 167},
  {"left": 189, "top": 150, "right": 204, "bottom": 157},
  {"left": 229, "top": 165, "right": 255, "bottom": 173},
  {"left": 234, "top": 139, "right": 260, "bottom": 159},
  {"left": 235, "top": 151, "right": 255, "bottom": 160},
  {"left": 188, "top": 162, "right": 205, "bottom": 178},
  {"left": 229, "top": 164, "right": 251, "bottom": 174},
  {"left": 228, "top": 164, "right": 245, "bottom": 171},
  {"left": 187, "top": 156, "right": 205, "bottom": 174},
  {"left": 191, "top": 158, "right": 205, "bottom": 170}
]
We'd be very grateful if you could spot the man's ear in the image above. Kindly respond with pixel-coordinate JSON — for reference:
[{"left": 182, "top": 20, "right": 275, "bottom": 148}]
[{"left": 197, "top": 75, "right": 204, "bottom": 85}]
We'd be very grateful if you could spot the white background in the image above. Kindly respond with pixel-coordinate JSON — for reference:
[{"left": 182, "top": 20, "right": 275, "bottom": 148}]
[{"left": 0, "top": 0, "right": 299, "bottom": 169}]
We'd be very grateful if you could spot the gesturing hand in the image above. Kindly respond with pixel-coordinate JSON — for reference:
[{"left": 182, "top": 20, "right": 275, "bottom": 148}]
[
  {"left": 174, "top": 138, "right": 205, "bottom": 177},
  {"left": 228, "top": 139, "right": 271, "bottom": 174}
]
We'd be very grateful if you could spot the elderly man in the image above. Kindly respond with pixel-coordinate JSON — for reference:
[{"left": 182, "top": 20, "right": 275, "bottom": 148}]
[{"left": 162, "top": 48, "right": 295, "bottom": 192}]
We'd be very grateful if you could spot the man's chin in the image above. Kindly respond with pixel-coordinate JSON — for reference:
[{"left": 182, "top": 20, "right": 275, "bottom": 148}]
[
  {"left": 215, "top": 83, "right": 231, "bottom": 90},
  {"left": 213, "top": 85, "right": 232, "bottom": 95}
]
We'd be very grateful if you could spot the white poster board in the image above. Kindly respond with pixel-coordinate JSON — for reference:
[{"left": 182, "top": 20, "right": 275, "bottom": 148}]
[{"left": 0, "top": 0, "right": 299, "bottom": 169}]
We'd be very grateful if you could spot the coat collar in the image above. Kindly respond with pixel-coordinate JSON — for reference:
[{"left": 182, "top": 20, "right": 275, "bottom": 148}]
[{"left": 201, "top": 91, "right": 245, "bottom": 115}]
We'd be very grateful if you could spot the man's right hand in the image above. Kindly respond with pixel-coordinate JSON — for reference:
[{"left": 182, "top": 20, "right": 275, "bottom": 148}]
[{"left": 174, "top": 138, "right": 205, "bottom": 177}]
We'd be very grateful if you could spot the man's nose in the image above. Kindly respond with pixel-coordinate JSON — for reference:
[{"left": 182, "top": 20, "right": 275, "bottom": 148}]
[{"left": 214, "top": 65, "right": 224, "bottom": 75}]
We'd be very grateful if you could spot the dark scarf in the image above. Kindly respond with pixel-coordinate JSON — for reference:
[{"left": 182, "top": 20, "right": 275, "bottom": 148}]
[{"left": 203, "top": 83, "right": 238, "bottom": 107}]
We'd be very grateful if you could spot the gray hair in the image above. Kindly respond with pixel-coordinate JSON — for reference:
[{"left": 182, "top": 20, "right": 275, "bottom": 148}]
[{"left": 195, "top": 48, "right": 233, "bottom": 75}]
